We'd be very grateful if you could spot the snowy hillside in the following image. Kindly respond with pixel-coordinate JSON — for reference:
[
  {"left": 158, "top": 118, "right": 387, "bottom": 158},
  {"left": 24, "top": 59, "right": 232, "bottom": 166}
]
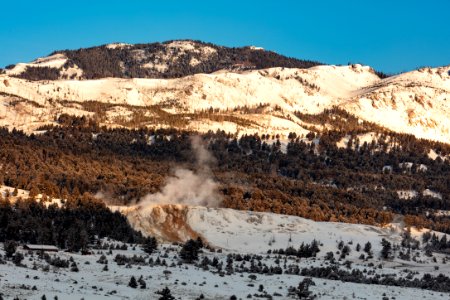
[
  {"left": 2, "top": 205, "right": 448, "bottom": 299},
  {"left": 1, "top": 39, "right": 450, "bottom": 300},
  {"left": 3, "top": 40, "right": 320, "bottom": 81},
  {"left": 0, "top": 63, "right": 376, "bottom": 136},
  {"left": 1, "top": 58, "right": 449, "bottom": 142},
  {"left": 1, "top": 239, "right": 448, "bottom": 300},
  {"left": 346, "top": 66, "right": 450, "bottom": 142},
  {"left": 119, "top": 204, "right": 446, "bottom": 255},
  {"left": 0, "top": 64, "right": 378, "bottom": 110}
]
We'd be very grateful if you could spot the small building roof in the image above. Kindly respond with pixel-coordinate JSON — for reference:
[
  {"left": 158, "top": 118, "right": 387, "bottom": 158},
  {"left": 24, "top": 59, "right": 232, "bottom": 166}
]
[{"left": 24, "top": 244, "right": 59, "bottom": 251}]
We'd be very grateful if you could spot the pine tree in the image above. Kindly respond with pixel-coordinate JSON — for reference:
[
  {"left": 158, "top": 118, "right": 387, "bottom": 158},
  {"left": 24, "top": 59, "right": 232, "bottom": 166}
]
[
  {"left": 66, "top": 224, "right": 88, "bottom": 252},
  {"left": 29, "top": 185, "right": 40, "bottom": 199},
  {"left": 381, "top": 238, "right": 392, "bottom": 259},
  {"left": 180, "top": 239, "right": 200, "bottom": 263},
  {"left": 363, "top": 241, "right": 372, "bottom": 255},
  {"left": 195, "top": 237, "right": 204, "bottom": 249},
  {"left": 70, "top": 261, "right": 79, "bottom": 272},
  {"left": 13, "top": 252, "right": 24, "bottom": 266},
  {"left": 156, "top": 287, "right": 175, "bottom": 300},
  {"left": 138, "top": 275, "right": 146, "bottom": 289},
  {"left": 289, "top": 277, "right": 316, "bottom": 299},
  {"left": 128, "top": 276, "right": 138, "bottom": 288},
  {"left": 4, "top": 240, "right": 17, "bottom": 258},
  {"left": 142, "top": 236, "right": 158, "bottom": 254}
]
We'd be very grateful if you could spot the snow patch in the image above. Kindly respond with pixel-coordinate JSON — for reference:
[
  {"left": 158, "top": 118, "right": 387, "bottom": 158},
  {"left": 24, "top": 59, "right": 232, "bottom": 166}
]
[
  {"left": 422, "top": 189, "right": 442, "bottom": 199},
  {"left": 106, "top": 43, "right": 131, "bottom": 49},
  {"left": 397, "top": 190, "right": 418, "bottom": 200}
]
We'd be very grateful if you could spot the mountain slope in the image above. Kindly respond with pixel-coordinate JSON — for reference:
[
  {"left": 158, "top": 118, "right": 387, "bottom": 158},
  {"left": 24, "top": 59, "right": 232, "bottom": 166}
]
[
  {"left": 1, "top": 62, "right": 449, "bottom": 143},
  {"left": 345, "top": 66, "right": 450, "bottom": 142},
  {"left": 0, "top": 40, "right": 449, "bottom": 143},
  {"left": 3, "top": 40, "right": 322, "bottom": 80},
  {"left": 119, "top": 204, "right": 448, "bottom": 257}
]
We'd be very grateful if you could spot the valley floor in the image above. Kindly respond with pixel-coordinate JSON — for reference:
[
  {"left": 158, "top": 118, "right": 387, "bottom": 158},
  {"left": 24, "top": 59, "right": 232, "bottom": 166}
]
[{"left": 1, "top": 203, "right": 449, "bottom": 299}]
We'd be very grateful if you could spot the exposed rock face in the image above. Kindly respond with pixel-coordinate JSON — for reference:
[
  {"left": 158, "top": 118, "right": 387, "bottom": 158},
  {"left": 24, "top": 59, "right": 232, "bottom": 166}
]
[{"left": 118, "top": 204, "right": 202, "bottom": 243}]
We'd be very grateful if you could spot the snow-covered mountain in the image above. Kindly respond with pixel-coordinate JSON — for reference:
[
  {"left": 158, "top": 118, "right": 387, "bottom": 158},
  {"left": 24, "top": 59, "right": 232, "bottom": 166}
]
[
  {"left": 1, "top": 41, "right": 450, "bottom": 300},
  {"left": 0, "top": 40, "right": 449, "bottom": 143},
  {"left": 2, "top": 40, "right": 320, "bottom": 80}
]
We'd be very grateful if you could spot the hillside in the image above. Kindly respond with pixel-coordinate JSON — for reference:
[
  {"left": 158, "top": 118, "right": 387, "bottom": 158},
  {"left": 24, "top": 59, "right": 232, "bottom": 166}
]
[
  {"left": 0, "top": 38, "right": 449, "bottom": 298},
  {"left": 1, "top": 52, "right": 449, "bottom": 142},
  {"left": 0, "top": 124, "right": 449, "bottom": 235},
  {"left": 1, "top": 203, "right": 449, "bottom": 299},
  {"left": 2, "top": 40, "right": 322, "bottom": 80}
]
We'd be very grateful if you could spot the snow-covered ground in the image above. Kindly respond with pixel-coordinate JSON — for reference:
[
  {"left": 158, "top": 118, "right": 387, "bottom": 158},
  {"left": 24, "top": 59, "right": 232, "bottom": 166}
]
[
  {"left": 397, "top": 190, "right": 418, "bottom": 200},
  {"left": 1, "top": 204, "right": 450, "bottom": 299},
  {"left": 122, "top": 204, "right": 449, "bottom": 257},
  {"left": 423, "top": 189, "right": 443, "bottom": 200},
  {"left": 0, "top": 185, "right": 63, "bottom": 207},
  {"left": 1, "top": 237, "right": 448, "bottom": 300},
  {"left": 1, "top": 62, "right": 449, "bottom": 143}
]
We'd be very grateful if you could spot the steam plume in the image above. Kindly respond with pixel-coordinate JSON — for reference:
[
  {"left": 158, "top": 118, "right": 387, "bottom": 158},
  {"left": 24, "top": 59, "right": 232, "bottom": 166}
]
[{"left": 138, "top": 136, "right": 221, "bottom": 207}]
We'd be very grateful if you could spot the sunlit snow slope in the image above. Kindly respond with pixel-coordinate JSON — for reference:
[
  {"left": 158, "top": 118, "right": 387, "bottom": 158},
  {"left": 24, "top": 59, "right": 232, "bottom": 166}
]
[
  {"left": 119, "top": 204, "right": 446, "bottom": 256},
  {"left": 1, "top": 46, "right": 449, "bottom": 142}
]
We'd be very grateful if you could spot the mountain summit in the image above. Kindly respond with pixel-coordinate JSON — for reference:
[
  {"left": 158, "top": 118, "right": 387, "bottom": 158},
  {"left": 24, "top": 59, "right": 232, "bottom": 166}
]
[
  {"left": 3, "top": 40, "right": 322, "bottom": 80},
  {"left": 0, "top": 40, "right": 449, "bottom": 143}
]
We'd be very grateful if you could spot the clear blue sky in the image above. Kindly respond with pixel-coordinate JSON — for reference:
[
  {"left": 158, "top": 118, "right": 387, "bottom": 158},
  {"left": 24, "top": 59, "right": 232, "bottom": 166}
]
[{"left": 1, "top": 0, "right": 449, "bottom": 73}]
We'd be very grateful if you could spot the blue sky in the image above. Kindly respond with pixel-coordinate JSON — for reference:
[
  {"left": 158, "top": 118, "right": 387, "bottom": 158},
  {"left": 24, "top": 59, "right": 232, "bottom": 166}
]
[{"left": 1, "top": 0, "right": 449, "bottom": 73}]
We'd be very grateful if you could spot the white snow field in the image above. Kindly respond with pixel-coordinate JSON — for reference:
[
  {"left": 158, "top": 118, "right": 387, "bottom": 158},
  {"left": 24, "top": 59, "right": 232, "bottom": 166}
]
[
  {"left": 122, "top": 204, "right": 449, "bottom": 259},
  {"left": 1, "top": 205, "right": 450, "bottom": 299},
  {"left": 0, "top": 241, "right": 448, "bottom": 300}
]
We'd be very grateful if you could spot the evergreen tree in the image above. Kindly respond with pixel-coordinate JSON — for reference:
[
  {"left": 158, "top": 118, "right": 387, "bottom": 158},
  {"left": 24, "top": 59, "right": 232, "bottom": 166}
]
[
  {"left": 70, "top": 261, "right": 79, "bottom": 272},
  {"left": 128, "top": 276, "right": 138, "bottom": 288},
  {"left": 142, "top": 236, "right": 158, "bottom": 254},
  {"left": 289, "top": 277, "right": 316, "bottom": 299},
  {"left": 180, "top": 239, "right": 200, "bottom": 263},
  {"left": 381, "top": 238, "right": 392, "bottom": 259},
  {"left": 13, "top": 252, "right": 24, "bottom": 266},
  {"left": 195, "top": 237, "right": 204, "bottom": 249},
  {"left": 4, "top": 240, "right": 17, "bottom": 258},
  {"left": 363, "top": 241, "right": 372, "bottom": 255},
  {"left": 29, "top": 185, "right": 40, "bottom": 199},
  {"left": 138, "top": 275, "right": 146, "bottom": 289},
  {"left": 156, "top": 287, "right": 175, "bottom": 300},
  {"left": 66, "top": 224, "right": 89, "bottom": 252}
]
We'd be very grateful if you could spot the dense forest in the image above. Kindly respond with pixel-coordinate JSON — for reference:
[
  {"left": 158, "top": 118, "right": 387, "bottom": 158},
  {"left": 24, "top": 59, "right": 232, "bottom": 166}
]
[
  {"left": 0, "top": 109, "right": 448, "bottom": 235},
  {"left": 7, "top": 40, "right": 323, "bottom": 81},
  {"left": 0, "top": 194, "right": 143, "bottom": 247},
  {"left": 5, "top": 40, "right": 393, "bottom": 81}
]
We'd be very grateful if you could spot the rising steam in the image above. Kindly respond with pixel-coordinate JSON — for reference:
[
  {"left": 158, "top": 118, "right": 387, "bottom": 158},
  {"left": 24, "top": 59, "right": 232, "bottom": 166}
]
[{"left": 138, "top": 136, "right": 221, "bottom": 207}]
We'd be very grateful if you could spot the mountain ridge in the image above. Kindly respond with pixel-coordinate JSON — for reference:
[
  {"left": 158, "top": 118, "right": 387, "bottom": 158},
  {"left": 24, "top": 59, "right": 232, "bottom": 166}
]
[
  {"left": 0, "top": 40, "right": 449, "bottom": 144},
  {"left": 3, "top": 40, "right": 325, "bottom": 80},
  {"left": 1, "top": 63, "right": 449, "bottom": 144}
]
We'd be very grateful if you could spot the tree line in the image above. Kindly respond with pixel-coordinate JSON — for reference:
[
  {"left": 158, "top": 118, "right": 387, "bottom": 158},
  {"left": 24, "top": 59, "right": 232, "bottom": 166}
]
[{"left": 0, "top": 111, "right": 448, "bottom": 233}]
